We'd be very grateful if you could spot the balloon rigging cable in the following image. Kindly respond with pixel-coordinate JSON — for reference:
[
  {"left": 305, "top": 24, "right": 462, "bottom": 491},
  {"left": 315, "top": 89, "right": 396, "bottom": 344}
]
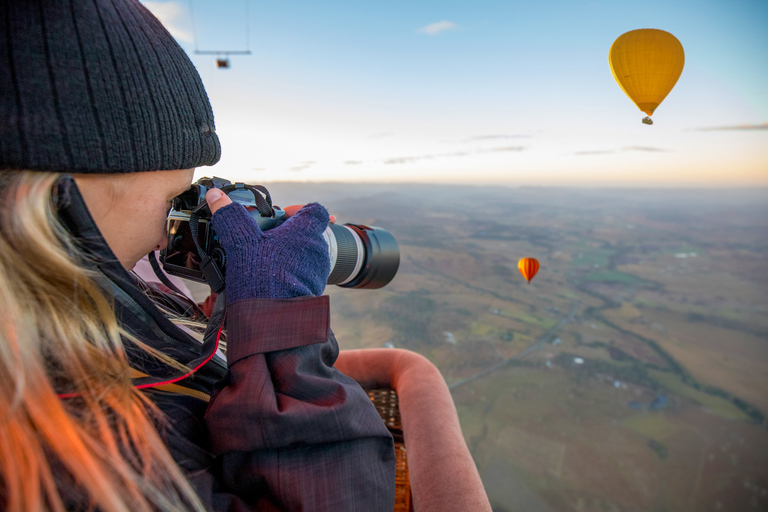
[{"left": 188, "top": 0, "right": 252, "bottom": 66}]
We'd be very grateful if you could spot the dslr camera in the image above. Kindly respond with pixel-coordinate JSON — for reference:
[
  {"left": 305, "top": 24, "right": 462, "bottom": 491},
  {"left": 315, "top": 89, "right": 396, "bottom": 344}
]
[{"left": 161, "top": 177, "right": 400, "bottom": 292}]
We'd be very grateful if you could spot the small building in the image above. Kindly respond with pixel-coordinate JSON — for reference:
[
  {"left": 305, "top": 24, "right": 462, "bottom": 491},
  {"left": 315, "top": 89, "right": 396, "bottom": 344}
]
[{"left": 649, "top": 395, "right": 668, "bottom": 411}]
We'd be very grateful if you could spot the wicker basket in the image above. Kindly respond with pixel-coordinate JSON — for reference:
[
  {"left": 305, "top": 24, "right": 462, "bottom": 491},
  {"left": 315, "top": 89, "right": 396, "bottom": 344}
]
[{"left": 368, "top": 389, "right": 412, "bottom": 512}]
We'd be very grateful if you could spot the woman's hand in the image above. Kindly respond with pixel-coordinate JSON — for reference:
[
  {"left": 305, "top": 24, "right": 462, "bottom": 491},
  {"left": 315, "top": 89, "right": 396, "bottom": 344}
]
[{"left": 205, "top": 189, "right": 331, "bottom": 302}]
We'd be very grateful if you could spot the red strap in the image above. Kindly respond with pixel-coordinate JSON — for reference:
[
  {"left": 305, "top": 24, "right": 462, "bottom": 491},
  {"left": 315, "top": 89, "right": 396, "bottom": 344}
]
[{"left": 57, "top": 324, "right": 223, "bottom": 399}]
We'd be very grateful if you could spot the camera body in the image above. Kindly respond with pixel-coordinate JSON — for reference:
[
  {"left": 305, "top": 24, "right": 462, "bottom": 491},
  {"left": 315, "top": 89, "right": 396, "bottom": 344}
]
[{"left": 161, "top": 177, "right": 399, "bottom": 291}]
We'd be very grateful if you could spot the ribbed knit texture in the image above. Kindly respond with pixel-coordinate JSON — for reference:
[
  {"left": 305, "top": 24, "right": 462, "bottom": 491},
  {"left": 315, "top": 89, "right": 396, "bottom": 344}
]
[
  {"left": 211, "top": 202, "right": 331, "bottom": 302},
  {"left": 0, "top": 0, "right": 220, "bottom": 173}
]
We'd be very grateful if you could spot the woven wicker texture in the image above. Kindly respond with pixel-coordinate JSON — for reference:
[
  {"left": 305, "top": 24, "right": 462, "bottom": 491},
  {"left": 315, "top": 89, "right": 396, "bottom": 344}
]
[{"left": 368, "top": 389, "right": 411, "bottom": 512}]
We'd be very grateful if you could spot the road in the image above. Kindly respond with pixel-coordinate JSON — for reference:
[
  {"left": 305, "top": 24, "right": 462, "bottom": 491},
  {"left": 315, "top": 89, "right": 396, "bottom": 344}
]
[{"left": 448, "top": 296, "right": 579, "bottom": 391}]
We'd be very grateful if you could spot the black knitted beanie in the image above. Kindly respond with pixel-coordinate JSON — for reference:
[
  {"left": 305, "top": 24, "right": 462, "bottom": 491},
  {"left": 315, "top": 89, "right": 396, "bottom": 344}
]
[{"left": 0, "top": 0, "right": 221, "bottom": 173}]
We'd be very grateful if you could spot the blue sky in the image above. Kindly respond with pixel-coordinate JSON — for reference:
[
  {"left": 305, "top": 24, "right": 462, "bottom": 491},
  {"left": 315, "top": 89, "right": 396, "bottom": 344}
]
[{"left": 142, "top": 0, "right": 768, "bottom": 186}]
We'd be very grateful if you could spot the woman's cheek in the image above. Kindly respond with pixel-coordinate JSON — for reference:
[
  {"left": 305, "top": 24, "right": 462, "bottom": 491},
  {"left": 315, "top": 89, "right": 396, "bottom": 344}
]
[
  {"left": 153, "top": 205, "right": 170, "bottom": 249},
  {"left": 156, "top": 234, "right": 169, "bottom": 251}
]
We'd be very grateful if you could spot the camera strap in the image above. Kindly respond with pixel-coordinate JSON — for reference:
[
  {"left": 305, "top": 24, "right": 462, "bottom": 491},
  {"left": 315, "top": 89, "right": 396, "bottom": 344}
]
[
  {"left": 189, "top": 208, "right": 226, "bottom": 294},
  {"left": 147, "top": 250, "right": 188, "bottom": 296},
  {"left": 219, "top": 183, "right": 274, "bottom": 216},
  {"left": 189, "top": 183, "right": 276, "bottom": 294}
]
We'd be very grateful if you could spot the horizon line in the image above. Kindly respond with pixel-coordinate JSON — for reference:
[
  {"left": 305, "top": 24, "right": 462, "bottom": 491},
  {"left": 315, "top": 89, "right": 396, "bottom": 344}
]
[{"left": 221, "top": 179, "right": 768, "bottom": 190}]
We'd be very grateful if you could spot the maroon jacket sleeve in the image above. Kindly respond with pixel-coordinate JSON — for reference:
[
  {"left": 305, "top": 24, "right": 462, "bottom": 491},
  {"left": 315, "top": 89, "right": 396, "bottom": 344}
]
[{"left": 204, "top": 295, "right": 396, "bottom": 511}]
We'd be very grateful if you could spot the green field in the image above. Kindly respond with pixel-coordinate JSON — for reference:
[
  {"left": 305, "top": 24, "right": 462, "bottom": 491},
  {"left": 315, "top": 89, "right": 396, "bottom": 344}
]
[
  {"left": 648, "top": 370, "right": 750, "bottom": 422},
  {"left": 583, "top": 270, "right": 647, "bottom": 284}
]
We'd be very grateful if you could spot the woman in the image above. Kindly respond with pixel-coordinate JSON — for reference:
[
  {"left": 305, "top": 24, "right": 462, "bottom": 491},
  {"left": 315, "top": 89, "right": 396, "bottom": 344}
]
[{"left": 0, "top": 1, "right": 395, "bottom": 511}]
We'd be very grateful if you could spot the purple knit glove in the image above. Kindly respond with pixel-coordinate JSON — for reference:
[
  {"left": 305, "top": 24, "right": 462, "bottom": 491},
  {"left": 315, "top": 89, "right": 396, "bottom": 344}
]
[{"left": 210, "top": 202, "right": 331, "bottom": 302}]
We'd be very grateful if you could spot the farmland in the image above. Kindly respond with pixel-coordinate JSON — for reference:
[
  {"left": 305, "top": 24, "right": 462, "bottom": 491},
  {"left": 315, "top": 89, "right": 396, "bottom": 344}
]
[{"left": 246, "top": 183, "right": 768, "bottom": 511}]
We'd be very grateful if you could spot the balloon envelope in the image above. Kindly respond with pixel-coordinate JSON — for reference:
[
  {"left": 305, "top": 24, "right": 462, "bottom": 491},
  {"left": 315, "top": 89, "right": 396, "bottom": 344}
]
[
  {"left": 518, "top": 258, "right": 540, "bottom": 283},
  {"left": 609, "top": 29, "right": 684, "bottom": 117}
]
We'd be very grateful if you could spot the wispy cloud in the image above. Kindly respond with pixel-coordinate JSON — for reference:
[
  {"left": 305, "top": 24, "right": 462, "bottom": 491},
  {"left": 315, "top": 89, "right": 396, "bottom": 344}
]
[
  {"left": 575, "top": 146, "right": 666, "bottom": 156},
  {"left": 467, "top": 134, "right": 530, "bottom": 141},
  {"left": 418, "top": 21, "right": 457, "bottom": 35},
  {"left": 344, "top": 161, "right": 363, "bottom": 165},
  {"left": 623, "top": 146, "right": 667, "bottom": 152},
  {"left": 383, "top": 146, "right": 526, "bottom": 164},
  {"left": 696, "top": 122, "right": 768, "bottom": 131},
  {"left": 289, "top": 161, "right": 316, "bottom": 172},
  {"left": 384, "top": 157, "right": 423, "bottom": 165},
  {"left": 491, "top": 146, "right": 527, "bottom": 152},
  {"left": 141, "top": 1, "right": 193, "bottom": 43}
]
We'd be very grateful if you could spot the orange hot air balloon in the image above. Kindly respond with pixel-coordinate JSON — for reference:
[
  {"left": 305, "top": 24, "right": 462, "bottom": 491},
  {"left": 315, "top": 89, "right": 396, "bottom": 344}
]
[
  {"left": 609, "top": 29, "right": 685, "bottom": 125},
  {"left": 518, "top": 258, "right": 539, "bottom": 284}
]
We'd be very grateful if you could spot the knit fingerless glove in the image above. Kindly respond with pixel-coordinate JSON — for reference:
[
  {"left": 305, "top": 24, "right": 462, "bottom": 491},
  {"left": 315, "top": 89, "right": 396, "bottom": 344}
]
[{"left": 210, "top": 202, "right": 331, "bottom": 302}]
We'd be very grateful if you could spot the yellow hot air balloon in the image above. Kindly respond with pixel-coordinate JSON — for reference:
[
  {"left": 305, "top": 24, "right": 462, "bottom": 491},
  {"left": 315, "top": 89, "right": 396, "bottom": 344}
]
[
  {"left": 518, "top": 258, "right": 539, "bottom": 284},
  {"left": 609, "top": 29, "right": 684, "bottom": 124}
]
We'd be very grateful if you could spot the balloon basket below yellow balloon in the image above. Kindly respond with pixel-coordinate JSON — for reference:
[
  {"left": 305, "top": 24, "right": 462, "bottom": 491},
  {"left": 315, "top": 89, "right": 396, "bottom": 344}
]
[{"left": 642, "top": 116, "right": 654, "bottom": 125}]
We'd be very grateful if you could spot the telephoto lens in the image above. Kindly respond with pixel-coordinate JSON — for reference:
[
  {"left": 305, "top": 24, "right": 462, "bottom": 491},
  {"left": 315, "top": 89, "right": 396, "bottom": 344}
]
[
  {"left": 160, "top": 177, "right": 400, "bottom": 290},
  {"left": 323, "top": 223, "right": 399, "bottom": 289}
]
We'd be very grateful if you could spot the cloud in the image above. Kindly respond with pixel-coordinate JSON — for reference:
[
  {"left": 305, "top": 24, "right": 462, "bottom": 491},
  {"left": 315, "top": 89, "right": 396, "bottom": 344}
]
[
  {"left": 384, "top": 157, "right": 420, "bottom": 165},
  {"left": 344, "top": 161, "right": 363, "bottom": 165},
  {"left": 141, "top": 1, "right": 193, "bottom": 43},
  {"left": 623, "top": 146, "right": 667, "bottom": 152},
  {"left": 418, "top": 21, "right": 457, "bottom": 35},
  {"left": 575, "top": 146, "right": 667, "bottom": 156},
  {"left": 492, "top": 146, "right": 526, "bottom": 152},
  {"left": 368, "top": 132, "right": 394, "bottom": 139},
  {"left": 382, "top": 146, "right": 526, "bottom": 164},
  {"left": 289, "top": 161, "right": 316, "bottom": 172},
  {"left": 467, "top": 135, "right": 530, "bottom": 141},
  {"left": 696, "top": 122, "right": 768, "bottom": 131}
]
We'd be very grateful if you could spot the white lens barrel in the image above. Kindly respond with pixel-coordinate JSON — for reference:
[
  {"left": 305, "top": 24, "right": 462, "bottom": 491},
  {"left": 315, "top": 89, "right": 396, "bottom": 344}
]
[
  {"left": 323, "top": 227, "right": 338, "bottom": 271},
  {"left": 325, "top": 224, "right": 365, "bottom": 285}
]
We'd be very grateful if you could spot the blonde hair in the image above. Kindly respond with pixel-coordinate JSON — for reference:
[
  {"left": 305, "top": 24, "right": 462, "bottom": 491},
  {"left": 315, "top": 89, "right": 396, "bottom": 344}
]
[{"left": 0, "top": 171, "right": 205, "bottom": 511}]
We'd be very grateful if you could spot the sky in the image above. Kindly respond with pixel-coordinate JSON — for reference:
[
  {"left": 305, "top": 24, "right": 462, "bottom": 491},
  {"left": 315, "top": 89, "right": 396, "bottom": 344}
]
[{"left": 141, "top": 0, "right": 768, "bottom": 187}]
